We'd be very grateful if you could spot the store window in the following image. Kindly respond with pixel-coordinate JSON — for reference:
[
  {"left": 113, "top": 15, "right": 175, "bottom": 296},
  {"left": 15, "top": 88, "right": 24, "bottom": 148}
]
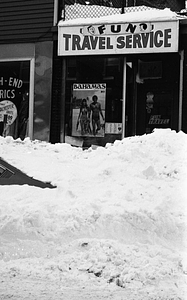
[
  {"left": 65, "top": 56, "right": 123, "bottom": 146},
  {"left": 0, "top": 61, "right": 30, "bottom": 140}
]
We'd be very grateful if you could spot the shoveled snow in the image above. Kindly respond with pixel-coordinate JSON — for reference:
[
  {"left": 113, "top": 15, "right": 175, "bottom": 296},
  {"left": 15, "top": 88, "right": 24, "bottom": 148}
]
[{"left": 0, "top": 129, "right": 187, "bottom": 299}]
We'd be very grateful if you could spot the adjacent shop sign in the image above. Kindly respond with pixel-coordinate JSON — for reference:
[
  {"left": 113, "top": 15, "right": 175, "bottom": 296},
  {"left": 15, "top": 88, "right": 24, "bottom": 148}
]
[{"left": 58, "top": 20, "right": 179, "bottom": 56}]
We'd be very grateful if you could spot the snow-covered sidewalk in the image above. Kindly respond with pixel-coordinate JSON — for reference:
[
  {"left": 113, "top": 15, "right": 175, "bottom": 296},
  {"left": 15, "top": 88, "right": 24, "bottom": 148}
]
[{"left": 0, "top": 129, "right": 186, "bottom": 299}]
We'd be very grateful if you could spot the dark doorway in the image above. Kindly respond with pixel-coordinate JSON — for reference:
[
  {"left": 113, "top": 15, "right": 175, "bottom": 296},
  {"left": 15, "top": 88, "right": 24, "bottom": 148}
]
[{"left": 125, "top": 53, "right": 180, "bottom": 136}]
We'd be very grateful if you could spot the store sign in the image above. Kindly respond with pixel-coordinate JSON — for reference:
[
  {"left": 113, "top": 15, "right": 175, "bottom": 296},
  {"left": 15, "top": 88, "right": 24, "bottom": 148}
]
[
  {"left": 58, "top": 20, "right": 179, "bottom": 56},
  {"left": 80, "top": 22, "right": 153, "bottom": 36}
]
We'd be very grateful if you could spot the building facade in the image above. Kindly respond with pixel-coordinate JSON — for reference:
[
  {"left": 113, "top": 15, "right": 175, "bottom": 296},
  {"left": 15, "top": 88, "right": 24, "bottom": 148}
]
[
  {"left": 0, "top": 1, "right": 187, "bottom": 147},
  {"left": 57, "top": 3, "right": 187, "bottom": 147}
]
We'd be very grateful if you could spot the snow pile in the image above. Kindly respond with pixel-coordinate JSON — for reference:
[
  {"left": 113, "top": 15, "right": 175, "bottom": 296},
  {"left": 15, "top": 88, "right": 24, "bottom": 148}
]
[
  {"left": 59, "top": 7, "right": 178, "bottom": 26},
  {"left": 0, "top": 129, "right": 187, "bottom": 299}
]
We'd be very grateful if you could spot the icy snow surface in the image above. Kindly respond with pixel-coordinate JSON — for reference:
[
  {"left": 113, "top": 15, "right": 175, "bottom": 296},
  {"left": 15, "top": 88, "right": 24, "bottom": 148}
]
[
  {"left": 0, "top": 129, "right": 187, "bottom": 299},
  {"left": 59, "top": 7, "right": 179, "bottom": 26}
]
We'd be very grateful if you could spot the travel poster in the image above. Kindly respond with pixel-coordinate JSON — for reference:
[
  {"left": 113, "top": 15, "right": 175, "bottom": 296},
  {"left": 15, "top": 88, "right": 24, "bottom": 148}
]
[{"left": 72, "top": 83, "right": 106, "bottom": 137}]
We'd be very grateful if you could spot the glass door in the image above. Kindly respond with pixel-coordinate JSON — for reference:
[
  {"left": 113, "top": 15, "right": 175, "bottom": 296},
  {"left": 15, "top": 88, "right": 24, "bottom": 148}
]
[
  {"left": 125, "top": 53, "right": 180, "bottom": 137},
  {"left": 136, "top": 54, "right": 180, "bottom": 135}
]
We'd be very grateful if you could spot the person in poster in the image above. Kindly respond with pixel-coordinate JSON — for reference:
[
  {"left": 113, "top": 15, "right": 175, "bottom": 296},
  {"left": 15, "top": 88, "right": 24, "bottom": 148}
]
[
  {"left": 76, "top": 98, "right": 91, "bottom": 135},
  {"left": 89, "top": 95, "right": 105, "bottom": 135}
]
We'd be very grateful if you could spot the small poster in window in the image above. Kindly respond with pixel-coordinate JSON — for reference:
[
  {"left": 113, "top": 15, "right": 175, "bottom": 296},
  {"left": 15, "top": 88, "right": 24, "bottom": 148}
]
[
  {"left": 72, "top": 83, "right": 106, "bottom": 137},
  {"left": 105, "top": 123, "right": 122, "bottom": 134}
]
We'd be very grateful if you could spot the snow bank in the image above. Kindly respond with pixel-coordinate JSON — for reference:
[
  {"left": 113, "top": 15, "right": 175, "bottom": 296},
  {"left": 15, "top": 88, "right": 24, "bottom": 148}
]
[{"left": 0, "top": 129, "right": 187, "bottom": 299}]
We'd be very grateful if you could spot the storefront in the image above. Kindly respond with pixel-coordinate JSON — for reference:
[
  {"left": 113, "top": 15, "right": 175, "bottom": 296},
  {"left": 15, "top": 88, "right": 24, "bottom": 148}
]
[
  {"left": 0, "top": 0, "right": 56, "bottom": 142},
  {"left": 0, "top": 42, "right": 54, "bottom": 142},
  {"left": 58, "top": 9, "right": 182, "bottom": 147},
  {"left": 0, "top": 45, "right": 34, "bottom": 140}
]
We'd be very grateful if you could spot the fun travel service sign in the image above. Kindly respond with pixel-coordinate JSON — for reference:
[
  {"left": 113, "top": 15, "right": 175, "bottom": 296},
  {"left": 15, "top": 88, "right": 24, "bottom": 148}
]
[{"left": 58, "top": 20, "right": 179, "bottom": 56}]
